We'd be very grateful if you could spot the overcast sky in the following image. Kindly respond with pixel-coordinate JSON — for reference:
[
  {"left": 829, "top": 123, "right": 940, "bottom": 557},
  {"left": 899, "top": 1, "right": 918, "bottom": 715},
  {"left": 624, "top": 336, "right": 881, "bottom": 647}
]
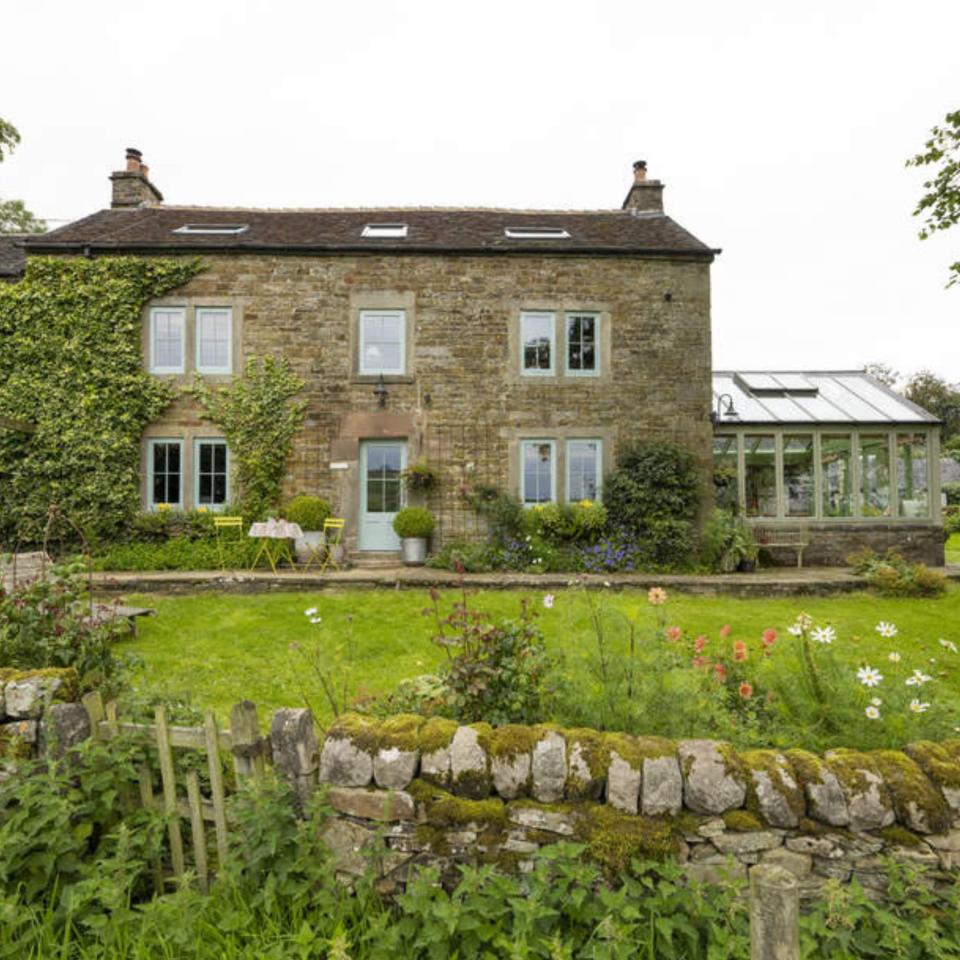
[{"left": 4, "top": 0, "right": 958, "bottom": 382}]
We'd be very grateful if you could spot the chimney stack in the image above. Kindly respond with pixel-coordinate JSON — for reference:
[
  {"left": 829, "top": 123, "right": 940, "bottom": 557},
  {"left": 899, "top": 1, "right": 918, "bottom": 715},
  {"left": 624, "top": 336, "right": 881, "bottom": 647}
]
[
  {"left": 622, "top": 159, "right": 664, "bottom": 214},
  {"left": 110, "top": 147, "right": 163, "bottom": 208}
]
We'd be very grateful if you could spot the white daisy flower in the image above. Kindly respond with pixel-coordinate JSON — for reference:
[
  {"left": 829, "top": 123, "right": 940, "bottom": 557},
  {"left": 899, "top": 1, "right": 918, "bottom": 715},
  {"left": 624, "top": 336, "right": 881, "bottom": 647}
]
[
  {"left": 857, "top": 666, "right": 883, "bottom": 688},
  {"left": 888, "top": 652, "right": 901, "bottom": 663},
  {"left": 875, "top": 622, "right": 898, "bottom": 638},
  {"left": 905, "top": 670, "right": 932, "bottom": 686},
  {"left": 939, "top": 639, "right": 958, "bottom": 654},
  {"left": 543, "top": 594, "right": 555, "bottom": 609},
  {"left": 787, "top": 624, "right": 803, "bottom": 637},
  {"left": 304, "top": 607, "right": 318, "bottom": 617},
  {"left": 865, "top": 706, "right": 881, "bottom": 720},
  {"left": 811, "top": 626, "right": 836, "bottom": 645},
  {"left": 909, "top": 699, "right": 930, "bottom": 714},
  {"left": 871, "top": 697, "right": 882, "bottom": 707},
  {"left": 310, "top": 616, "right": 322, "bottom": 625}
]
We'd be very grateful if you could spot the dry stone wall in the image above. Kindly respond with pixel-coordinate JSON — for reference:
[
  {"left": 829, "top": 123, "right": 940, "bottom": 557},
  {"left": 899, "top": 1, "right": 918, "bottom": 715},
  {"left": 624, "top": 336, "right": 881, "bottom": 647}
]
[
  {"left": 310, "top": 714, "right": 960, "bottom": 897},
  {"left": 0, "top": 667, "right": 90, "bottom": 771}
]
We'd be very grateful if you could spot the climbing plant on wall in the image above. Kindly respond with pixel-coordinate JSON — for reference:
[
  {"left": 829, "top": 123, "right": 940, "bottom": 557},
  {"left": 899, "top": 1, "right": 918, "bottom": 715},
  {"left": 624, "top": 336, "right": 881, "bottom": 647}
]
[
  {"left": 191, "top": 356, "right": 306, "bottom": 520},
  {"left": 0, "top": 256, "right": 202, "bottom": 544}
]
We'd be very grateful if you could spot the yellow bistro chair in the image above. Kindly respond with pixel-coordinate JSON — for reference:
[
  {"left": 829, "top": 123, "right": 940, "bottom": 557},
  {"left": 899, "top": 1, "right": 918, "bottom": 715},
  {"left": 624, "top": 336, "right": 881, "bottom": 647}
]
[
  {"left": 320, "top": 518, "right": 346, "bottom": 573},
  {"left": 213, "top": 516, "right": 244, "bottom": 569}
]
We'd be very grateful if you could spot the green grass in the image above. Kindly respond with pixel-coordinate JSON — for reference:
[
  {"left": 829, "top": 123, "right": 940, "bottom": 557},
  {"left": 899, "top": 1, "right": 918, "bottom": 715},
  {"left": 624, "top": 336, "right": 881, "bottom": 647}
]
[
  {"left": 121, "top": 584, "right": 960, "bottom": 728},
  {"left": 947, "top": 533, "right": 960, "bottom": 565}
]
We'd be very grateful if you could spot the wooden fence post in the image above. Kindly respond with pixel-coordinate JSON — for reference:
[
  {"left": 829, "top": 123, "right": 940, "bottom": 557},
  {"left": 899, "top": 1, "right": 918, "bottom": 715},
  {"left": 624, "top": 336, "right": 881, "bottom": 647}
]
[
  {"left": 154, "top": 705, "right": 186, "bottom": 880},
  {"left": 230, "top": 701, "right": 264, "bottom": 784},
  {"left": 749, "top": 863, "right": 799, "bottom": 960},
  {"left": 204, "top": 709, "right": 230, "bottom": 865},
  {"left": 81, "top": 691, "right": 105, "bottom": 741}
]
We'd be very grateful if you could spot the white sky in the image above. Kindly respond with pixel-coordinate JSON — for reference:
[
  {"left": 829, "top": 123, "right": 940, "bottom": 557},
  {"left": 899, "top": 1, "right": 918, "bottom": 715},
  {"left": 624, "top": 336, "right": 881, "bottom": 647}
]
[{"left": 3, "top": 0, "right": 958, "bottom": 382}]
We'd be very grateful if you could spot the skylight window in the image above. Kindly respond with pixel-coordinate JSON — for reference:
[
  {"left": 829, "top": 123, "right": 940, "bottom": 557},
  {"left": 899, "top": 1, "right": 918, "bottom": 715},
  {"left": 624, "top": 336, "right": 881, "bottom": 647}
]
[
  {"left": 361, "top": 223, "right": 408, "bottom": 238},
  {"left": 504, "top": 226, "right": 571, "bottom": 239},
  {"left": 172, "top": 224, "right": 249, "bottom": 235}
]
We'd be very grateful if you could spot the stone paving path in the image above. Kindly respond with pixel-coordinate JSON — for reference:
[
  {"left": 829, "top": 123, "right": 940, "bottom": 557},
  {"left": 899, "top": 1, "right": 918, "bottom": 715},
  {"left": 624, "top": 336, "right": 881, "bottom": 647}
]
[{"left": 92, "top": 564, "right": 960, "bottom": 597}]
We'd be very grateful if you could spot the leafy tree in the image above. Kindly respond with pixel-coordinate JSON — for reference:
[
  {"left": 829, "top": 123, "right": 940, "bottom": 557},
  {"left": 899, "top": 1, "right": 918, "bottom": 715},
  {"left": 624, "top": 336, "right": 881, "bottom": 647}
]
[
  {"left": 904, "top": 370, "right": 960, "bottom": 442},
  {"left": 863, "top": 362, "right": 899, "bottom": 388},
  {"left": 907, "top": 110, "right": 960, "bottom": 287},
  {"left": 0, "top": 116, "right": 45, "bottom": 235}
]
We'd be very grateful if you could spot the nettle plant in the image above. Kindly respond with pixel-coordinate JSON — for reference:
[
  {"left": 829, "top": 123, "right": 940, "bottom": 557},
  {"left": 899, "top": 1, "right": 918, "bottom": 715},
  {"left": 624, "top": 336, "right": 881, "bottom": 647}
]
[{"left": 0, "top": 257, "right": 202, "bottom": 543}]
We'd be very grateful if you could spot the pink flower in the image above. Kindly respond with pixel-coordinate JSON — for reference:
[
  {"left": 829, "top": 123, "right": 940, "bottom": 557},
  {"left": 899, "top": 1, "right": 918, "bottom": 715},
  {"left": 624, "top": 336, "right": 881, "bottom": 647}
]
[
  {"left": 666, "top": 625, "right": 682, "bottom": 642},
  {"left": 733, "top": 641, "right": 748, "bottom": 662},
  {"left": 694, "top": 635, "right": 707, "bottom": 653},
  {"left": 713, "top": 663, "right": 728, "bottom": 682},
  {"left": 647, "top": 587, "right": 668, "bottom": 606},
  {"left": 719, "top": 624, "right": 732, "bottom": 638},
  {"left": 762, "top": 629, "right": 778, "bottom": 647},
  {"left": 739, "top": 682, "right": 753, "bottom": 699}
]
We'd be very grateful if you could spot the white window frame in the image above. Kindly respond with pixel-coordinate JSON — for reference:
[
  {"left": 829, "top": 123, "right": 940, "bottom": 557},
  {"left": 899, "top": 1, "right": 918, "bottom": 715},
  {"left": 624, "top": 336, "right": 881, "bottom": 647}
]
[
  {"left": 194, "top": 438, "right": 230, "bottom": 510},
  {"left": 148, "top": 307, "right": 186, "bottom": 374},
  {"left": 566, "top": 439, "right": 603, "bottom": 503},
  {"left": 359, "top": 309, "right": 406, "bottom": 375},
  {"left": 520, "top": 311, "right": 556, "bottom": 377},
  {"left": 195, "top": 307, "right": 233, "bottom": 375},
  {"left": 361, "top": 223, "right": 408, "bottom": 238},
  {"left": 505, "top": 227, "right": 570, "bottom": 239},
  {"left": 564, "top": 312, "right": 601, "bottom": 377},
  {"left": 520, "top": 439, "right": 557, "bottom": 505},
  {"left": 146, "top": 438, "right": 184, "bottom": 509}
]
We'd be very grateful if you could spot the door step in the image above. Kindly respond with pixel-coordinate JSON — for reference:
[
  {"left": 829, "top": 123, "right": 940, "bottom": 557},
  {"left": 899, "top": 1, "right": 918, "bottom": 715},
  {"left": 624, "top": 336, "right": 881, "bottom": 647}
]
[{"left": 352, "top": 552, "right": 403, "bottom": 569}]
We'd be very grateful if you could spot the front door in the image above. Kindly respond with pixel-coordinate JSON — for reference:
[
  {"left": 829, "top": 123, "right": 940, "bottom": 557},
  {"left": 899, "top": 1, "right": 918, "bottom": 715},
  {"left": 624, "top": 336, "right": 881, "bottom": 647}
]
[{"left": 359, "top": 440, "right": 406, "bottom": 551}]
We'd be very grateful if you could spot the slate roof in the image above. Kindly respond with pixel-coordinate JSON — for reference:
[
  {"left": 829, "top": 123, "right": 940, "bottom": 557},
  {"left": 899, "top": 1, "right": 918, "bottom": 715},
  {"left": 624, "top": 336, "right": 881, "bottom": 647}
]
[
  {"left": 0, "top": 235, "right": 26, "bottom": 278},
  {"left": 712, "top": 371, "right": 940, "bottom": 426},
  {"left": 23, "top": 206, "right": 716, "bottom": 258}
]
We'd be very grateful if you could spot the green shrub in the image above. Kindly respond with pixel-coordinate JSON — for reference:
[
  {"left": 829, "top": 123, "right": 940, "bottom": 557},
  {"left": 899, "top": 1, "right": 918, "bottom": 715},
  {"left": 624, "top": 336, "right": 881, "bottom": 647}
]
[
  {"left": 392, "top": 507, "right": 434, "bottom": 538},
  {"left": 402, "top": 461, "right": 439, "bottom": 492},
  {"left": 283, "top": 494, "right": 331, "bottom": 530},
  {"left": 700, "top": 509, "right": 758, "bottom": 572},
  {"left": 945, "top": 505, "right": 960, "bottom": 536},
  {"left": 943, "top": 481, "right": 960, "bottom": 505},
  {"left": 426, "top": 540, "right": 496, "bottom": 572},
  {"left": 93, "top": 536, "right": 262, "bottom": 571},
  {"left": 603, "top": 441, "right": 701, "bottom": 569},
  {"left": 130, "top": 507, "right": 219, "bottom": 542},
  {"left": 465, "top": 485, "right": 525, "bottom": 545},
  {"left": 524, "top": 500, "right": 607, "bottom": 544},
  {"left": 847, "top": 547, "right": 947, "bottom": 597}
]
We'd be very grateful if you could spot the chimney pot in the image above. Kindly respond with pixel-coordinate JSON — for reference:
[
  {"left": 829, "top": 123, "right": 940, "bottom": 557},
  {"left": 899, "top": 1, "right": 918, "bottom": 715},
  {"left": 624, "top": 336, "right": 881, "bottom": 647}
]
[
  {"left": 622, "top": 159, "right": 664, "bottom": 214},
  {"left": 111, "top": 147, "right": 163, "bottom": 208}
]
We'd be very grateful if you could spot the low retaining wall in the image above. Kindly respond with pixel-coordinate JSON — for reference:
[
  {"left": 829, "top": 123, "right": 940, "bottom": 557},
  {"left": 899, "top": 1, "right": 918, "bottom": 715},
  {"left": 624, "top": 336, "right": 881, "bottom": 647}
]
[
  {"left": 0, "top": 668, "right": 90, "bottom": 769},
  {"left": 759, "top": 522, "right": 945, "bottom": 567},
  {"left": 310, "top": 715, "right": 960, "bottom": 897}
]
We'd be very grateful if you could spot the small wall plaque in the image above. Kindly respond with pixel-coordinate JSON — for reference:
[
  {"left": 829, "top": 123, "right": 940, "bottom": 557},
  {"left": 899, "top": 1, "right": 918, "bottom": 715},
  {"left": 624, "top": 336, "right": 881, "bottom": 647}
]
[{"left": 330, "top": 461, "right": 350, "bottom": 471}]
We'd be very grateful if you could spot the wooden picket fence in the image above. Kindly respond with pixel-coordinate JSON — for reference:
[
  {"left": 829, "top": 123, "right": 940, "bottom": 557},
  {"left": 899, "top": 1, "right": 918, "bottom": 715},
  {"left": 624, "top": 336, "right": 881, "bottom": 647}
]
[{"left": 82, "top": 692, "right": 271, "bottom": 892}]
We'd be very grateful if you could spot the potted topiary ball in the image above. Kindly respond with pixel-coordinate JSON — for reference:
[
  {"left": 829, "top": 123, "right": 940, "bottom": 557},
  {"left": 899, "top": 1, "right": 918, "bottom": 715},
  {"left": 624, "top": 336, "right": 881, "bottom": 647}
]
[
  {"left": 392, "top": 506, "right": 435, "bottom": 565},
  {"left": 283, "top": 494, "right": 332, "bottom": 562}
]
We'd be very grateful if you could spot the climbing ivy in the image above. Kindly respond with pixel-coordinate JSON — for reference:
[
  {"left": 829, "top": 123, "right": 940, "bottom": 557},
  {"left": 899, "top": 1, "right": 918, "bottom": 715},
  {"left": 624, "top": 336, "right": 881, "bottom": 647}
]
[
  {"left": 0, "top": 256, "right": 202, "bottom": 544},
  {"left": 191, "top": 356, "right": 306, "bottom": 519}
]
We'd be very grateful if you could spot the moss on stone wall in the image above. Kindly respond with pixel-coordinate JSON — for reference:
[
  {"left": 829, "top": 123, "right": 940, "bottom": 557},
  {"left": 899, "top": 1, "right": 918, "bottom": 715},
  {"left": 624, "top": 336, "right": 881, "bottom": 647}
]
[
  {"left": 377, "top": 714, "right": 423, "bottom": 752},
  {"left": 905, "top": 740, "right": 960, "bottom": 791},
  {"left": 576, "top": 805, "right": 682, "bottom": 878},
  {"left": 0, "top": 667, "right": 79, "bottom": 703},
  {"left": 740, "top": 749, "right": 805, "bottom": 823},
  {"left": 327, "top": 713, "right": 380, "bottom": 753},
  {"left": 871, "top": 749, "right": 950, "bottom": 834},
  {"left": 482, "top": 724, "right": 540, "bottom": 761},
  {"left": 418, "top": 717, "right": 458, "bottom": 754}
]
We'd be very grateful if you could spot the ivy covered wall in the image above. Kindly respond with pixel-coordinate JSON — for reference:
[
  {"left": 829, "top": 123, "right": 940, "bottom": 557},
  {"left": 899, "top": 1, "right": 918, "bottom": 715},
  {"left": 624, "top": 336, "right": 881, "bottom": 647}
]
[{"left": 0, "top": 257, "right": 202, "bottom": 544}]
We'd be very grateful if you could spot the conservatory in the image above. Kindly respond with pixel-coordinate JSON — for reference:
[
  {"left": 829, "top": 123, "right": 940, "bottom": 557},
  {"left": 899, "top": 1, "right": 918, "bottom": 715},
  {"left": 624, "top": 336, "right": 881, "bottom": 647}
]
[{"left": 711, "top": 371, "right": 943, "bottom": 566}]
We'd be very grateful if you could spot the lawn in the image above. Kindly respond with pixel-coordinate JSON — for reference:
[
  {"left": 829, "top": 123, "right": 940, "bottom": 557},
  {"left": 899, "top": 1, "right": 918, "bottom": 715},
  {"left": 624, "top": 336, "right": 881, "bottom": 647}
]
[
  {"left": 947, "top": 532, "right": 960, "bottom": 565},
  {"left": 121, "top": 584, "right": 960, "bottom": 734}
]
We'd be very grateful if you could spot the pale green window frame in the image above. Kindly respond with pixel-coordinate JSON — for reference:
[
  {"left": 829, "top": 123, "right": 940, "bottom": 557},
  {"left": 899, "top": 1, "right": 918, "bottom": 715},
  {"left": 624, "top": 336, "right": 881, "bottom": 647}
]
[
  {"left": 563, "top": 313, "right": 601, "bottom": 377},
  {"left": 520, "top": 439, "right": 557, "bottom": 505},
  {"left": 146, "top": 438, "right": 184, "bottom": 509},
  {"left": 565, "top": 439, "right": 603, "bottom": 502},
  {"left": 520, "top": 312, "right": 556, "bottom": 377},
  {"left": 193, "top": 438, "right": 230, "bottom": 510}
]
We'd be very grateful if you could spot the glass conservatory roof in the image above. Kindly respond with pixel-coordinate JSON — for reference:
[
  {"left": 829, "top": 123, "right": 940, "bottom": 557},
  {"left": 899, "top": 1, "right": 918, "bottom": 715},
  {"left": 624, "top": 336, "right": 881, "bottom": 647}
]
[{"left": 712, "top": 371, "right": 940, "bottom": 426}]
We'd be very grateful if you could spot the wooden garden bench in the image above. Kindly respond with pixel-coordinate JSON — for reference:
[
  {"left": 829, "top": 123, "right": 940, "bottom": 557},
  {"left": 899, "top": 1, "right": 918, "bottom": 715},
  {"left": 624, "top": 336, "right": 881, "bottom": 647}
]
[{"left": 752, "top": 524, "right": 810, "bottom": 568}]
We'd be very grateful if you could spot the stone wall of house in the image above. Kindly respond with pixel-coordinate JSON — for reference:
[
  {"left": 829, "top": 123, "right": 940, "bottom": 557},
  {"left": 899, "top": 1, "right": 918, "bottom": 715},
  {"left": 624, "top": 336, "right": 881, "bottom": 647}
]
[
  {"left": 759, "top": 522, "right": 945, "bottom": 567},
  {"left": 309, "top": 714, "right": 960, "bottom": 897},
  {"left": 0, "top": 668, "right": 90, "bottom": 772},
  {"left": 142, "top": 252, "right": 713, "bottom": 550}
]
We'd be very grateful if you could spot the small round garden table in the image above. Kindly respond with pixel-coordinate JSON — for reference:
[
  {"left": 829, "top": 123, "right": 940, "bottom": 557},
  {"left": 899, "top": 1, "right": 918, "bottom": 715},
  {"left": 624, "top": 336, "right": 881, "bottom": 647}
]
[{"left": 248, "top": 519, "right": 302, "bottom": 573}]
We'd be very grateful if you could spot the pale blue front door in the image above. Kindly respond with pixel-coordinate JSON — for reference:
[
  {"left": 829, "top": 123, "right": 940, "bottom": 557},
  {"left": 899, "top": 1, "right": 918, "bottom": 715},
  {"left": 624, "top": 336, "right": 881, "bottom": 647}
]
[{"left": 359, "top": 441, "right": 406, "bottom": 551}]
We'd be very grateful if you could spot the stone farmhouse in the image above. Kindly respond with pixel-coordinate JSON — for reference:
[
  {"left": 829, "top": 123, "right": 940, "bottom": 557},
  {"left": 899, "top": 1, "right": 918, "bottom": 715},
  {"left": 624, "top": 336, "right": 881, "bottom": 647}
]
[{"left": 14, "top": 150, "right": 943, "bottom": 563}]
